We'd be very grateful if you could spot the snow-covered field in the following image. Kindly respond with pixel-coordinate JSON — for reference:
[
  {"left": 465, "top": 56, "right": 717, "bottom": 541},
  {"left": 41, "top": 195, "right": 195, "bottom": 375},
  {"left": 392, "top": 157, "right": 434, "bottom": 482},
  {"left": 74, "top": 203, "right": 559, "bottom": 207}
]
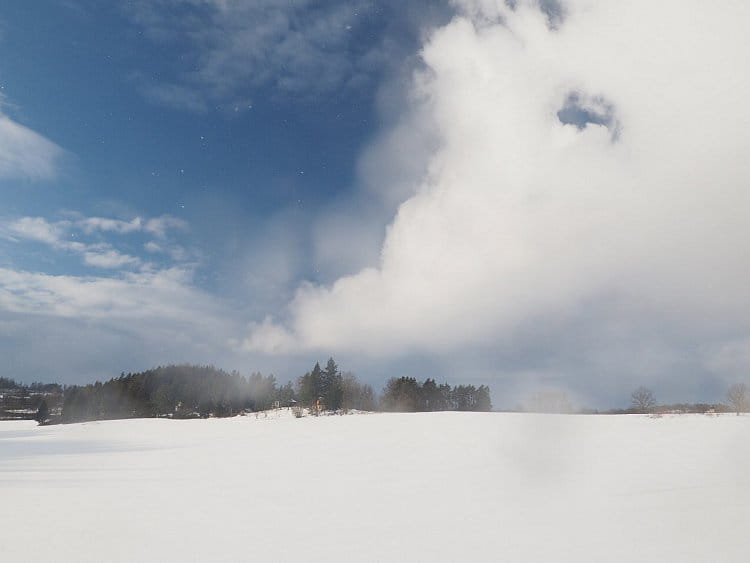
[{"left": 1, "top": 412, "right": 749, "bottom": 562}]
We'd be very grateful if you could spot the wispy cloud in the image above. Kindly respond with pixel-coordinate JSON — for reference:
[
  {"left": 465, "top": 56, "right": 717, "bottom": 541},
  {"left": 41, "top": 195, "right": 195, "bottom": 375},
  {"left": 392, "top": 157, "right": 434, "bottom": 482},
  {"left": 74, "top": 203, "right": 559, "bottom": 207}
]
[
  {"left": 0, "top": 113, "right": 62, "bottom": 180},
  {"left": 142, "top": 215, "right": 188, "bottom": 238},
  {"left": 2, "top": 213, "right": 188, "bottom": 270},
  {"left": 0, "top": 266, "right": 212, "bottom": 321},
  {"left": 3, "top": 216, "right": 65, "bottom": 245},
  {"left": 144, "top": 240, "right": 187, "bottom": 261},
  {"left": 125, "top": 0, "right": 452, "bottom": 109},
  {"left": 0, "top": 213, "right": 233, "bottom": 383},
  {"left": 82, "top": 248, "right": 141, "bottom": 269},
  {"left": 77, "top": 215, "right": 187, "bottom": 238},
  {"left": 77, "top": 217, "right": 143, "bottom": 235}
]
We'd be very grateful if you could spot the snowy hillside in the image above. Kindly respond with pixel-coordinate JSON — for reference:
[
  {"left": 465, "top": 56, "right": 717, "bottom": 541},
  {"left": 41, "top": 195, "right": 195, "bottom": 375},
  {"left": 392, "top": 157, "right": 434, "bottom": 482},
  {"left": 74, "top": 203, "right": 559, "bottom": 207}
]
[{"left": 1, "top": 412, "right": 749, "bottom": 562}]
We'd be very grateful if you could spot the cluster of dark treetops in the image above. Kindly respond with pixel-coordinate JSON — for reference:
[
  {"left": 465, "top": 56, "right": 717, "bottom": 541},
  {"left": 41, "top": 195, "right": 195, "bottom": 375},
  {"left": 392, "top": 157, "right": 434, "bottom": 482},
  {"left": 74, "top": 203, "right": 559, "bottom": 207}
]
[{"left": 12, "top": 358, "right": 493, "bottom": 424}]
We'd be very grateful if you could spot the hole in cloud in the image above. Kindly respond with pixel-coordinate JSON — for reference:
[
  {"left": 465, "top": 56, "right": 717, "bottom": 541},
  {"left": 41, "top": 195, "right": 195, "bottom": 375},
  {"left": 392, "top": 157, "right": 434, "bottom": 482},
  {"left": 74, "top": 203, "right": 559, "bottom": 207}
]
[
  {"left": 538, "top": 0, "right": 566, "bottom": 28},
  {"left": 504, "top": 0, "right": 566, "bottom": 29},
  {"left": 557, "top": 92, "right": 621, "bottom": 141}
]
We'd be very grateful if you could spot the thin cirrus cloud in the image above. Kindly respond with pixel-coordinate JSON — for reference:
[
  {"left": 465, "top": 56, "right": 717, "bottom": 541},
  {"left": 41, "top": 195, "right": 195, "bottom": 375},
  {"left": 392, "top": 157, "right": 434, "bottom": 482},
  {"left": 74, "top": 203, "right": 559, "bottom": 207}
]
[
  {"left": 241, "top": 0, "right": 750, "bottom": 390},
  {"left": 0, "top": 112, "right": 62, "bottom": 180}
]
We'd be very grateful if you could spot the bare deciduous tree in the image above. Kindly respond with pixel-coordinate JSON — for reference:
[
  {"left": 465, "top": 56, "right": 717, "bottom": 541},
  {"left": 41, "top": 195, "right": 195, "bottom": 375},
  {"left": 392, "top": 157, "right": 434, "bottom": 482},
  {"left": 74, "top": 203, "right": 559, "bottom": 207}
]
[
  {"left": 631, "top": 386, "right": 656, "bottom": 413},
  {"left": 727, "top": 383, "right": 747, "bottom": 415}
]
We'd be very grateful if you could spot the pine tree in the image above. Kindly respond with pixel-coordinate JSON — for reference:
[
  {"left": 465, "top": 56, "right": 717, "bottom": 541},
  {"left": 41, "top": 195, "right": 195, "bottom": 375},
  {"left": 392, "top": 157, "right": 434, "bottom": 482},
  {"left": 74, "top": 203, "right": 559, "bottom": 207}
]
[
  {"left": 35, "top": 399, "right": 49, "bottom": 424},
  {"left": 322, "top": 357, "right": 343, "bottom": 411},
  {"left": 421, "top": 379, "right": 439, "bottom": 411},
  {"left": 475, "top": 385, "right": 492, "bottom": 411},
  {"left": 297, "top": 362, "right": 323, "bottom": 408}
]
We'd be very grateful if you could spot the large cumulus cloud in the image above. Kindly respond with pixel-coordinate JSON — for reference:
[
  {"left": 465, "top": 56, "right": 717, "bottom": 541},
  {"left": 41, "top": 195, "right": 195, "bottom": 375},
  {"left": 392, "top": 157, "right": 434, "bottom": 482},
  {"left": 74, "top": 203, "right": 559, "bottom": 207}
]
[{"left": 243, "top": 0, "right": 750, "bottom": 396}]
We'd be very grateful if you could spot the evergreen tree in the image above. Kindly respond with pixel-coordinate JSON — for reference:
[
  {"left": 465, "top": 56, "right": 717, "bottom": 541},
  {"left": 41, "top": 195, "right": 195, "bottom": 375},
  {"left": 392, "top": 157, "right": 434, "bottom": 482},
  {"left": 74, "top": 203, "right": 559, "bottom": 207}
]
[
  {"left": 35, "top": 399, "right": 49, "bottom": 424},
  {"left": 381, "top": 377, "right": 421, "bottom": 412},
  {"left": 297, "top": 362, "right": 323, "bottom": 408},
  {"left": 421, "top": 379, "right": 440, "bottom": 411},
  {"left": 322, "top": 357, "right": 343, "bottom": 411},
  {"left": 475, "top": 385, "right": 492, "bottom": 411},
  {"left": 277, "top": 381, "right": 296, "bottom": 406},
  {"left": 438, "top": 383, "right": 454, "bottom": 410}
]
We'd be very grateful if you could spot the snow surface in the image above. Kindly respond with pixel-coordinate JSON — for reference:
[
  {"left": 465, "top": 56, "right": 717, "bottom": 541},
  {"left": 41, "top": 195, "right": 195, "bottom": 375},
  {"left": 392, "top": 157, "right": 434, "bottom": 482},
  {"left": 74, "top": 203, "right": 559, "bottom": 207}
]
[{"left": 1, "top": 412, "right": 749, "bottom": 562}]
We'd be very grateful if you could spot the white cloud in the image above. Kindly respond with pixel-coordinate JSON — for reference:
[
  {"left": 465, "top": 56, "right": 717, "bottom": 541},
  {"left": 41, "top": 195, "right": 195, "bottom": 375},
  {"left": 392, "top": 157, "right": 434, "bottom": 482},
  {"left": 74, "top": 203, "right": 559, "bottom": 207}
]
[
  {"left": 0, "top": 114, "right": 62, "bottom": 180},
  {"left": 0, "top": 266, "right": 215, "bottom": 321},
  {"left": 77, "top": 214, "right": 186, "bottom": 237},
  {"left": 238, "top": 316, "right": 295, "bottom": 355},
  {"left": 82, "top": 249, "right": 141, "bottom": 269},
  {"left": 143, "top": 215, "right": 188, "bottom": 238},
  {"left": 77, "top": 217, "right": 143, "bottom": 235},
  {"left": 0, "top": 212, "right": 242, "bottom": 383},
  {"left": 144, "top": 241, "right": 162, "bottom": 253},
  {"left": 144, "top": 240, "right": 188, "bottom": 261},
  {"left": 307, "top": 84, "right": 442, "bottom": 282},
  {"left": 3, "top": 216, "right": 141, "bottom": 269},
  {"left": 2, "top": 213, "right": 188, "bottom": 271},
  {"left": 2, "top": 216, "right": 67, "bottom": 245},
  {"left": 244, "top": 0, "right": 750, "bottom": 375}
]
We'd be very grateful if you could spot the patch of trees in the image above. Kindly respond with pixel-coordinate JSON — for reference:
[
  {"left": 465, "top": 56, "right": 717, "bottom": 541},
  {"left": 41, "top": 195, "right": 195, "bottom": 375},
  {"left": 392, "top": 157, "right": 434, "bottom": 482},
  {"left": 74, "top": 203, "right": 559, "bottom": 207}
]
[
  {"left": 56, "top": 359, "right": 374, "bottom": 422},
  {"left": 380, "top": 377, "right": 492, "bottom": 412},
  {"left": 629, "top": 385, "right": 750, "bottom": 416},
  {"left": 61, "top": 365, "right": 288, "bottom": 423},
  {"left": 295, "top": 359, "right": 376, "bottom": 412},
  {"left": 606, "top": 386, "right": 736, "bottom": 415}
]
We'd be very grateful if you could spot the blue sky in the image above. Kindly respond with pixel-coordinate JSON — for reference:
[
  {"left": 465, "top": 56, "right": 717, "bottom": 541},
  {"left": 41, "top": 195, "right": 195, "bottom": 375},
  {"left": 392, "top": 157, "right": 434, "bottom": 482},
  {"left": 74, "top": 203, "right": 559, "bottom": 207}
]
[
  {"left": 2, "top": 2, "right": 396, "bottom": 273},
  {"left": 0, "top": 0, "right": 454, "bottom": 388},
  {"left": 2, "top": 1, "right": 749, "bottom": 409}
]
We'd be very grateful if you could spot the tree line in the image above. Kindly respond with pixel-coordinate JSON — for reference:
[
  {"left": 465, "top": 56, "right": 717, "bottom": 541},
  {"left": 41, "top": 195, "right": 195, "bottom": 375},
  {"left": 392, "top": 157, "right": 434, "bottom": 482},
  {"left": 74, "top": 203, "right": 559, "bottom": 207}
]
[
  {"left": 53, "top": 359, "right": 493, "bottom": 424},
  {"left": 5, "top": 370, "right": 750, "bottom": 423},
  {"left": 622, "top": 384, "right": 749, "bottom": 416},
  {"left": 519, "top": 385, "right": 749, "bottom": 415},
  {"left": 380, "top": 376, "right": 492, "bottom": 412},
  {"left": 60, "top": 365, "right": 290, "bottom": 423}
]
